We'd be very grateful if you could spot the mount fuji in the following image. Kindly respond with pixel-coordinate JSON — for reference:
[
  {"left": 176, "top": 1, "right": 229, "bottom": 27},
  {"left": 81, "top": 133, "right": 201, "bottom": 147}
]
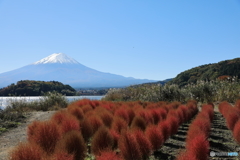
[{"left": 0, "top": 53, "right": 156, "bottom": 88}]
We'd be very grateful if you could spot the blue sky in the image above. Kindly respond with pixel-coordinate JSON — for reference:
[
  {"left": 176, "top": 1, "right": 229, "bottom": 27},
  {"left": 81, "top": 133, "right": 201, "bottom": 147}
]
[{"left": 0, "top": 0, "right": 240, "bottom": 81}]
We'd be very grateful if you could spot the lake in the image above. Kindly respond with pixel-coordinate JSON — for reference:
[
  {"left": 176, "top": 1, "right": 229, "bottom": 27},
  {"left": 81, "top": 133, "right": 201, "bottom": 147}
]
[{"left": 0, "top": 95, "right": 104, "bottom": 110}]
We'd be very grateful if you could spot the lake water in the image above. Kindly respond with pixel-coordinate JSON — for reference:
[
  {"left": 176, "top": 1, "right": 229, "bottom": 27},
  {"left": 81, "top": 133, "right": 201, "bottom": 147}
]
[{"left": 0, "top": 95, "right": 104, "bottom": 110}]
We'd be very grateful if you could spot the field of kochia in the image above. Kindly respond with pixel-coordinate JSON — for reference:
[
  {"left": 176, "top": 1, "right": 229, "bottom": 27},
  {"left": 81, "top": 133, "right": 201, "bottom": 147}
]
[{"left": 8, "top": 99, "right": 240, "bottom": 160}]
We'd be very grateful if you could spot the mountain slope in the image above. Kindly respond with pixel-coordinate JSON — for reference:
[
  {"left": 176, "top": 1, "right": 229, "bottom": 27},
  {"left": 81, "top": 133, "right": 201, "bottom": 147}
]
[
  {"left": 0, "top": 53, "right": 156, "bottom": 88},
  {"left": 169, "top": 57, "right": 240, "bottom": 86}
]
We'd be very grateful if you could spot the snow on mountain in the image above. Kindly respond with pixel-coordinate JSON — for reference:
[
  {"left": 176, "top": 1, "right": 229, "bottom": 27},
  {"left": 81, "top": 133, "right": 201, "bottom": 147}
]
[
  {"left": 33, "top": 53, "right": 79, "bottom": 64},
  {"left": 0, "top": 53, "right": 157, "bottom": 88}
]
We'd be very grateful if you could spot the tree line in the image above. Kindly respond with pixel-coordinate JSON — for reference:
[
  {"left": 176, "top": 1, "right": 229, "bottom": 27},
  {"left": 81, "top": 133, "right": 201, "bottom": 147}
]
[{"left": 0, "top": 80, "right": 76, "bottom": 96}]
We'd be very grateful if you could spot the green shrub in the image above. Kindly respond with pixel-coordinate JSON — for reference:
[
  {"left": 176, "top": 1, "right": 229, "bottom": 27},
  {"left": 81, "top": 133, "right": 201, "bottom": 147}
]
[{"left": 5, "top": 91, "right": 68, "bottom": 112}]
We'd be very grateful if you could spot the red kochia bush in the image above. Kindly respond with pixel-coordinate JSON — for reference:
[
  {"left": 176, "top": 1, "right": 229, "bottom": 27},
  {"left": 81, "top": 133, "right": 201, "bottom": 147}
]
[
  {"left": 67, "top": 105, "right": 84, "bottom": 121},
  {"left": 187, "top": 100, "right": 197, "bottom": 106},
  {"left": 98, "top": 110, "right": 114, "bottom": 128},
  {"left": 186, "top": 101, "right": 198, "bottom": 118},
  {"left": 137, "top": 109, "right": 153, "bottom": 125},
  {"left": 100, "top": 103, "right": 115, "bottom": 112},
  {"left": 145, "top": 103, "right": 158, "bottom": 109},
  {"left": 84, "top": 110, "right": 95, "bottom": 117},
  {"left": 176, "top": 109, "right": 184, "bottom": 125},
  {"left": 201, "top": 104, "right": 214, "bottom": 121},
  {"left": 52, "top": 152, "right": 74, "bottom": 160},
  {"left": 167, "top": 110, "right": 178, "bottom": 119},
  {"left": 51, "top": 110, "right": 69, "bottom": 125},
  {"left": 167, "top": 101, "right": 181, "bottom": 110},
  {"left": 190, "top": 119, "right": 210, "bottom": 137},
  {"left": 126, "top": 108, "right": 135, "bottom": 125},
  {"left": 130, "top": 116, "right": 147, "bottom": 131},
  {"left": 114, "top": 108, "right": 130, "bottom": 124},
  {"left": 178, "top": 105, "right": 188, "bottom": 123},
  {"left": 218, "top": 101, "right": 231, "bottom": 117},
  {"left": 9, "top": 142, "right": 42, "bottom": 160},
  {"left": 81, "top": 104, "right": 93, "bottom": 114},
  {"left": 158, "top": 120, "right": 170, "bottom": 141},
  {"left": 96, "top": 151, "right": 121, "bottom": 160},
  {"left": 186, "top": 126, "right": 206, "bottom": 144},
  {"left": 132, "top": 129, "right": 152, "bottom": 159},
  {"left": 226, "top": 110, "right": 240, "bottom": 130},
  {"left": 90, "top": 100, "right": 100, "bottom": 108},
  {"left": 145, "top": 125, "right": 164, "bottom": 151},
  {"left": 109, "top": 129, "right": 120, "bottom": 149},
  {"left": 150, "top": 109, "right": 161, "bottom": 124},
  {"left": 132, "top": 104, "right": 143, "bottom": 111},
  {"left": 158, "top": 108, "right": 167, "bottom": 120},
  {"left": 91, "top": 126, "right": 114, "bottom": 156},
  {"left": 235, "top": 99, "right": 240, "bottom": 111},
  {"left": 166, "top": 115, "right": 179, "bottom": 135},
  {"left": 73, "top": 99, "right": 92, "bottom": 107},
  {"left": 80, "top": 118, "right": 93, "bottom": 142},
  {"left": 118, "top": 131, "right": 142, "bottom": 160},
  {"left": 111, "top": 117, "right": 128, "bottom": 134},
  {"left": 233, "top": 120, "right": 240, "bottom": 144},
  {"left": 56, "top": 130, "right": 87, "bottom": 160},
  {"left": 197, "top": 112, "right": 209, "bottom": 121},
  {"left": 27, "top": 121, "right": 60, "bottom": 154},
  {"left": 60, "top": 115, "right": 80, "bottom": 135},
  {"left": 88, "top": 115, "right": 104, "bottom": 134},
  {"left": 186, "top": 134, "right": 209, "bottom": 160},
  {"left": 175, "top": 151, "right": 197, "bottom": 160},
  {"left": 27, "top": 121, "right": 41, "bottom": 141}
]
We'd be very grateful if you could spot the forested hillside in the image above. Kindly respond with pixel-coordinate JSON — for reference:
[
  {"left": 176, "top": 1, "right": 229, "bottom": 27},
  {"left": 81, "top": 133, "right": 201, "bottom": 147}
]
[
  {"left": 169, "top": 58, "right": 240, "bottom": 86},
  {"left": 0, "top": 80, "right": 76, "bottom": 96}
]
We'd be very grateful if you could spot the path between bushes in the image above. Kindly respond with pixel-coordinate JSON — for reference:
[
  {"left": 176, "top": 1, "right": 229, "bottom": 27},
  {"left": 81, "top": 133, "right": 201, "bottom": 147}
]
[
  {"left": 154, "top": 105, "right": 240, "bottom": 160},
  {"left": 209, "top": 111, "right": 240, "bottom": 160},
  {"left": 0, "top": 111, "right": 56, "bottom": 160}
]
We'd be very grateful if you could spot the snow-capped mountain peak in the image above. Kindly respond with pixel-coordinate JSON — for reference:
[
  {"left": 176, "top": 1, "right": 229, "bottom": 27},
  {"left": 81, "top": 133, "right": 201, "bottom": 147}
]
[{"left": 33, "top": 53, "right": 79, "bottom": 65}]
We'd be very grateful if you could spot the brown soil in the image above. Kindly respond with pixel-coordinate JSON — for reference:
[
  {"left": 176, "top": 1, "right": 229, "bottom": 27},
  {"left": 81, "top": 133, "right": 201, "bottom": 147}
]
[{"left": 0, "top": 111, "right": 56, "bottom": 160}]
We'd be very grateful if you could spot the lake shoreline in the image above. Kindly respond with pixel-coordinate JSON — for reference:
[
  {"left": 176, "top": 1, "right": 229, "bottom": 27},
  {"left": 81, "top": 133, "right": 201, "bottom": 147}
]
[{"left": 0, "top": 95, "right": 104, "bottom": 110}]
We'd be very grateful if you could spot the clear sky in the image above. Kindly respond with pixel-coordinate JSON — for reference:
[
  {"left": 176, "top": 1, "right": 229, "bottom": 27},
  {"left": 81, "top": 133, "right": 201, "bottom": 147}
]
[{"left": 0, "top": 0, "right": 240, "bottom": 81}]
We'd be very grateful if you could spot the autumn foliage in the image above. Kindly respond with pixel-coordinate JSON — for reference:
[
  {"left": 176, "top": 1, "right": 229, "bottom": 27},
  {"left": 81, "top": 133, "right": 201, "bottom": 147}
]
[
  {"left": 55, "top": 130, "right": 87, "bottom": 160},
  {"left": 91, "top": 126, "right": 114, "bottom": 156},
  {"left": 233, "top": 120, "right": 240, "bottom": 144},
  {"left": 130, "top": 116, "right": 147, "bottom": 131},
  {"left": 10, "top": 99, "right": 203, "bottom": 160},
  {"left": 132, "top": 129, "right": 152, "bottom": 159},
  {"left": 145, "top": 125, "right": 164, "bottom": 151},
  {"left": 9, "top": 142, "right": 42, "bottom": 160},
  {"left": 27, "top": 121, "right": 60, "bottom": 154},
  {"left": 118, "top": 131, "right": 142, "bottom": 160},
  {"left": 220, "top": 100, "right": 240, "bottom": 145},
  {"left": 176, "top": 103, "right": 213, "bottom": 160},
  {"left": 96, "top": 151, "right": 121, "bottom": 160}
]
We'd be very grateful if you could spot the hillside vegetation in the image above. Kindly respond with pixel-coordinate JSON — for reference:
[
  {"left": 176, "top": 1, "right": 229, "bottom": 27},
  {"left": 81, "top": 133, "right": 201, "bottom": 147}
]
[
  {"left": 0, "top": 80, "right": 76, "bottom": 96},
  {"left": 104, "top": 77, "right": 240, "bottom": 103},
  {"left": 102, "top": 58, "right": 240, "bottom": 103},
  {"left": 169, "top": 58, "right": 240, "bottom": 86},
  {"left": 8, "top": 99, "right": 240, "bottom": 160}
]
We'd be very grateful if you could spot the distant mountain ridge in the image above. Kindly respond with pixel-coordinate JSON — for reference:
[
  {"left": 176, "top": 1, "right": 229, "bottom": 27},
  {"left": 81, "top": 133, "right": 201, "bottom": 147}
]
[
  {"left": 0, "top": 53, "right": 156, "bottom": 88},
  {"left": 138, "top": 78, "right": 173, "bottom": 86},
  {"left": 169, "top": 57, "right": 240, "bottom": 86}
]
